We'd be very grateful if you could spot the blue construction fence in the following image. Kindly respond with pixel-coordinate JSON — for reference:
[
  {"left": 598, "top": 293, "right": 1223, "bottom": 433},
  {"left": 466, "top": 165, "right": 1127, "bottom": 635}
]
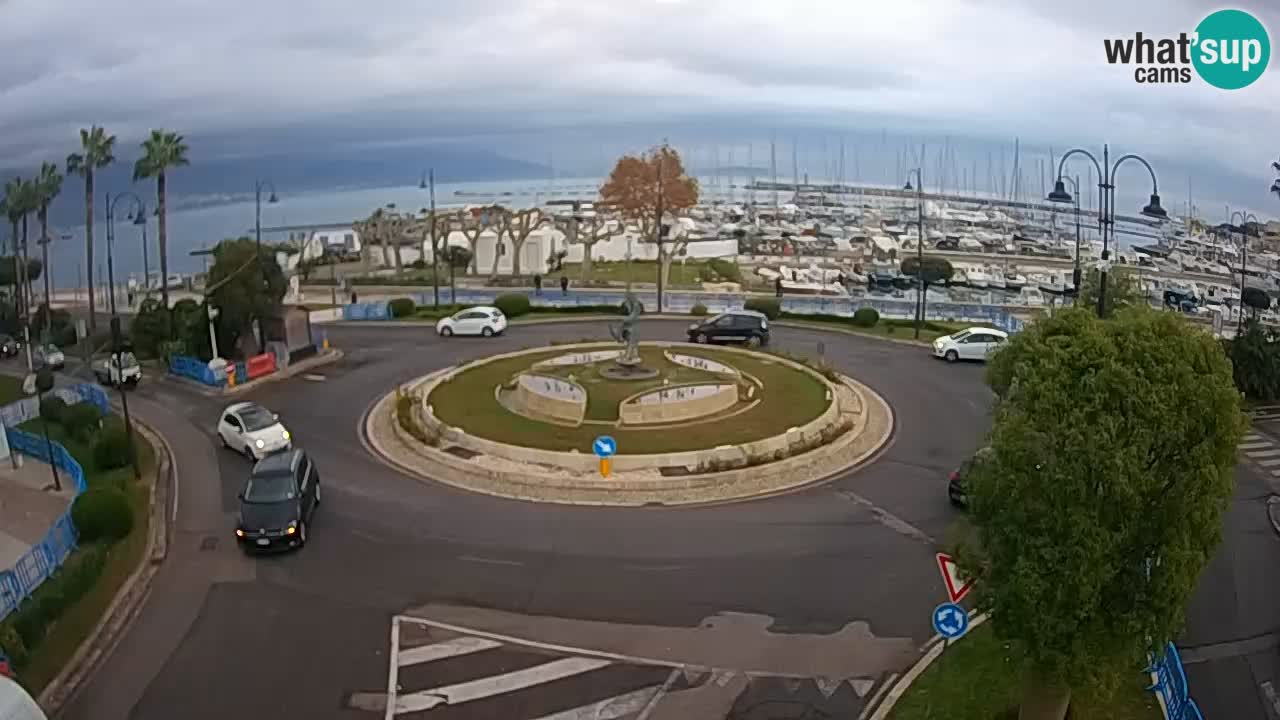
[
  {"left": 0, "top": 428, "right": 87, "bottom": 622},
  {"left": 0, "top": 383, "right": 109, "bottom": 429},
  {"left": 170, "top": 354, "right": 224, "bottom": 387},
  {"left": 342, "top": 289, "right": 1026, "bottom": 334},
  {"left": 1148, "top": 642, "right": 1204, "bottom": 719}
]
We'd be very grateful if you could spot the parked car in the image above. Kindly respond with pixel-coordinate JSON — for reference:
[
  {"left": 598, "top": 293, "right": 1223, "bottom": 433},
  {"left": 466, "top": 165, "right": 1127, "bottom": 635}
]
[
  {"left": 686, "top": 310, "right": 770, "bottom": 347},
  {"left": 435, "top": 306, "right": 508, "bottom": 337},
  {"left": 217, "top": 402, "right": 291, "bottom": 461},
  {"left": 33, "top": 344, "right": 65, "bottom": 370},
  {"left": 94, "top": 351, "right": 142, "bottom": 387},
  {"left": 948, "top": 446, "right": 993, "bottom": 508},
  {"left": 0, "top": 335, "right": 20, "bottom": 358},
  {"left": 234, "top": 449, "right": 320, "bottom": 552},
  {"left": 932, "top": 327, "right": 1008, "bottom": 363}
]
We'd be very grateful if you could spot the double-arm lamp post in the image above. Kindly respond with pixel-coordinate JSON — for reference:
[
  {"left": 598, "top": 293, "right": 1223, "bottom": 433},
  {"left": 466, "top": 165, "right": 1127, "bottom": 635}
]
[
  {"left": 1230, "top": 209, "right": 1259, "bottom": 330},
  {"left": 104, "top": 191, "right": 144, "bottom": 479},
  {"left": 903, "top": 168, "right": 925, "bottom": 339},
  {"left": 253, "top": 179, "right": 278, "bottom": 352},
  {"left": 1048, "top": 144, "right": 1167, "bottom": 317}
]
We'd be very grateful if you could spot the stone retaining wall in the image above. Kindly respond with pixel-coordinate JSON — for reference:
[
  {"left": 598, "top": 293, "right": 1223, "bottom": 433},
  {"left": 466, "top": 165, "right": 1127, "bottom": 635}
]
[
  {"left": 510, "top": 374, "right": 587, "bottom": 425},
  {"left": 618, "top": 383, "right": 738, "bottom": 425}
]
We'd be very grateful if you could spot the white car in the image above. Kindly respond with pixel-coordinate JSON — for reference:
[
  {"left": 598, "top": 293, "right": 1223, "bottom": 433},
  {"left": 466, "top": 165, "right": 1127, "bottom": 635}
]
[
  {"left": 933, "top": 327, "right": 1009, "bottom": 363},
  {"left": 217, "top": 402, "right": 292, "bottom": 461},
  {"left": 34, "top": 344, "right": 65, "bottom": 370},
  {"left": 435, "top": 306, "right": 508, "bottom": 337}
]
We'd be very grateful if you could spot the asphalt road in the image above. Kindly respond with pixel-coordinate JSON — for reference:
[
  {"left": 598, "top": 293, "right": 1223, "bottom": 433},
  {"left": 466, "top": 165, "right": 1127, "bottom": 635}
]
[{"left": 61, "top": 319, "right": 997, "bottom": 720}]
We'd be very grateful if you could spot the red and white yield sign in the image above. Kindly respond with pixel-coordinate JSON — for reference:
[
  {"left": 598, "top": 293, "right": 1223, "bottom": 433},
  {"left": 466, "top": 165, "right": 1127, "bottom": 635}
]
[{"left": 936, "top": 553, "right": 974, "bottom": 603}]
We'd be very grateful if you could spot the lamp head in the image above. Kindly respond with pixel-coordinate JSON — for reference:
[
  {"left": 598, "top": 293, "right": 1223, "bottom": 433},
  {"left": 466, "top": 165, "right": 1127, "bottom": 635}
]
[
  {"left": 903, "top": 181, "right": 913, "bottom": 191},
  {"left": 1047, "top": 179, "right": 1074, "bottom": 204},
  {"left": 133, "top": 203, "right": 147, "bottom": 225},
  {"left": 267, "top": 191, "right": 278, "bottom": 204},
  {"left": 1141, "top": 193, "right": 1168, "bottom": 219}
]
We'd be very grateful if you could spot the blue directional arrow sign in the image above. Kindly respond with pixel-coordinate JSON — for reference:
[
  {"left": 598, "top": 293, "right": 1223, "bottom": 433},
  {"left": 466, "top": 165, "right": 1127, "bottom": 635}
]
[
  {"left": 932, "top": 602, "right": 970, "bottom": 640},
  {"left": 593, "top": 436, "right": 617, "bottom": 459}
]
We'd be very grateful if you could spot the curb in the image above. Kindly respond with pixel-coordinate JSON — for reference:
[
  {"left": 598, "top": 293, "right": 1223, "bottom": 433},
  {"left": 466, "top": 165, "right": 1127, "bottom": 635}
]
[
  {"left": 35, "top": 414, "right": 174, "bottom": 716},
  {"left": 857, "top": 612, "right": 990, "bottom": 720}
]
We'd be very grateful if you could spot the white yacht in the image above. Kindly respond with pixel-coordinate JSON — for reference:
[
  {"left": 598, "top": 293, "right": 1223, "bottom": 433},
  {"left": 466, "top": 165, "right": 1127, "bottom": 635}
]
[
  {"left": 1019, "top": 286, "right": 1046, "bottom": 306},
  {"left": 986, "top": 267, "right": 1007, "bottom": 290},
  {"left": 966, "top": 267, "right": 990, "bottom": 288},
  {"left": 1003, "top": 270, "right": 1028, "bottom": 289}
]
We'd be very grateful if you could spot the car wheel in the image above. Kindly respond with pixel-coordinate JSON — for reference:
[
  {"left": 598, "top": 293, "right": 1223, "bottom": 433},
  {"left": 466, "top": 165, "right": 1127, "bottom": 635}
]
[
  {"left": 439, "top": 326, "right": 453, "bottom": 337},
  {"left": 695, "top": 333, "right": 709, "bottom": 344},
  {"left": 945, "top": 350, "right": 959, "bottom": 363},
  {"left": 481, "top": 327, "right": 494, "bottom": 337},
  {"left": 218, "top": 433, "right": 228, "bottom": 448},
  {"left": 746, "top": 335, "right": 762, "bottom": 348}
]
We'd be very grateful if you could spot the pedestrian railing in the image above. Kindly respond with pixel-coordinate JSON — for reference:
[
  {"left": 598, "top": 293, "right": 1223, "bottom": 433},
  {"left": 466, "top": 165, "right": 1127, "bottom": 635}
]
[
  {"left": 1147, "top": 642, "right": 1204, "bottom": 720},
  {"left": 170, "top": 354, "right": 224, "bottom": 386},
  {"left": 0, "top": 428, "right": 87, "bottom": 622},
  {"left": 0, "top": 383, "right": 109, "bottom": 428}
]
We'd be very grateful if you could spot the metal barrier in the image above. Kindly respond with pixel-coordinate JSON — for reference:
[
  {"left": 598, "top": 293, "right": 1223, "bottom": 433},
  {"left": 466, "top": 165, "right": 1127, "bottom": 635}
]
[
  {"left": 343, "top": 302, "right": 391, "bottom": 321},
  {"left": 0, "top": 428, "right": 87, "bottom": 622},
  {"left": 170, "top": 354, "right": 224, "bottom": 386},
  {"left": 1148, "top": 642, "right": 1204, "bottom": 720},
  {"left": 0, "top": 383, "right": 110, "bottom": 429}
]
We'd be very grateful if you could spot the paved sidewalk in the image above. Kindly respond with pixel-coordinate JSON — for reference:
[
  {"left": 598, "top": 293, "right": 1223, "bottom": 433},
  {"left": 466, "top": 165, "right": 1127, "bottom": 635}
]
[{"left": 0, "top": 456, "right": 75, "bottom": 568}]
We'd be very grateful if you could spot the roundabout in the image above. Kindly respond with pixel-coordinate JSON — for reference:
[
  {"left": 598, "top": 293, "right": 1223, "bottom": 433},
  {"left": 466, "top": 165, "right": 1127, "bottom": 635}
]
[
  {"left": 369, "top": 340, "right": 893, "bottom": 505},
  {"left": 59, "top": 317, "right": 995, "bottom": 720}
]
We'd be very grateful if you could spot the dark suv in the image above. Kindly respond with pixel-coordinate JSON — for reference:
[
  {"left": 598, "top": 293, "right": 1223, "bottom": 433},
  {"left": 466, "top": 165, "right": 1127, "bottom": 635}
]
[
  {"left": 948, "top": 446, "right": 992, "bottom": 508},
  {"left": 687, "top": 310, "right": 770, "bottom": 347},
  {"left": 235, "top": 449, "right": 321, "bottom": 552}
]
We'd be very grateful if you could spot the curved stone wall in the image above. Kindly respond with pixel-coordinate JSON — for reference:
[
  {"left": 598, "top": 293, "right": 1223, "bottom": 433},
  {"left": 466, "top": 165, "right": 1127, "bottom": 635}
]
[
  {"left": 618, "top": 383, "right": 738, "bottom": 425},
  {"left": 509, "top": 374, "right": 587, "bottom": 425}
]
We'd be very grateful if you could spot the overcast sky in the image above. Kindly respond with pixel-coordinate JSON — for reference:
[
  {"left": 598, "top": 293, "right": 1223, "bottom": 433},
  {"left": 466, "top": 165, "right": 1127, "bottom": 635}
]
[{"left": 2, "top": 0, "right": 1277, "bottom": 203}]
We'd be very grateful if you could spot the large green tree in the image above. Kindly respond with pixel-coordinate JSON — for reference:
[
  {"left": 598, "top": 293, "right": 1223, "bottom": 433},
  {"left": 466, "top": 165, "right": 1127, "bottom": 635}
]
[
  {"left": 33, "top": 162, "right": 63, "bottom": 341},
  {"left": 205, "top": 237, "right": 286, "bottom": 358},
  {"left": 66, "top": 125, "right": 116, "bottom": 331},
  {"left": 1075, "top": 266, "right": 1145, "bottom": 317},
  {"left": 0, "top": 180, "right": 29, "bottom": 315},
  {"left": 133, "top": 129, "right": 189, "bottom": 333},
  {"left": 957, "top": 307, "right": 1244, "bottom": 720}
]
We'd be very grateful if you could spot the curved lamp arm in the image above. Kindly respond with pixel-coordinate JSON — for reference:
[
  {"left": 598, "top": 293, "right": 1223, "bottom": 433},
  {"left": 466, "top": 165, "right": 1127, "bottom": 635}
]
[
  {"left": 1110, "top": 154, "right": 1159, "bottom": 194},
  {"left": 1055, "top": 149, "right": 1103, "bottom": 187}
]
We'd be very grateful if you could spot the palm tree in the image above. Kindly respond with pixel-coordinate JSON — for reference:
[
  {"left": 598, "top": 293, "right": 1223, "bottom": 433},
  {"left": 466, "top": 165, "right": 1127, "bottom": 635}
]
[
  {"left": 66, "top": 126, "right": 116, "bottom": 333},
  {"left": 34, "top": 162, "right": 63, "bottom": 341},
  {"left": 2, "top": 178, "right": 39, "bottom": 350},
  {"left": 133, "top": 130, "right": 189, "bottom": 337},
  {"left": 1, "top": 180, "right": 24, "bottom": 313}
]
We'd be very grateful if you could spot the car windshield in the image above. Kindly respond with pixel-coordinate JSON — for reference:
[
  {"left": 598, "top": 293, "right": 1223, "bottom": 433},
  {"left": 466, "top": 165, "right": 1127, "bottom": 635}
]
[
  {"left": 242, "top": 473, "right": 296, "bottom": 503},
  {"left": 950, "top": 330, "right": 972, "bottom": 342},
  {"left": 119, "top": 352, "right": 138, "bottom": 366},
  {"left": 239, "top": 406, "right": 278, "bottom": 432},
  {"left": 44, "top": 345, "right": 60, "bottom": 354}
]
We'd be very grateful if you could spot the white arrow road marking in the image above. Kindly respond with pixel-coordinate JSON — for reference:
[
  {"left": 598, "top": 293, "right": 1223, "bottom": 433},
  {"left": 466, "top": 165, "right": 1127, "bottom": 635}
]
[
  {"left": 398, "top": 636, "right": 502, "bottom": 667},
  {"left": 815, "top": 677, "right": 842, "bottom": 698},
  {"left": 394, "top": 657, "right": 613, "bottom": 714}
]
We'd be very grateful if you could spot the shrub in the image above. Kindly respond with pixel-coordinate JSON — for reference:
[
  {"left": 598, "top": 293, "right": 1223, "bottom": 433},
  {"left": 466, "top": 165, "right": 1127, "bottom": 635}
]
[
  {"left": 494, "top": 293, "right": 532, "bottom": 318},
  {"left": 691, "top": 303, "right": 709, "bottom": 316},
  {"left": 93, "top": 424, "right": 133, "bottom": 471},
  {"left": 70, "top": 487, "right": 134, "bottom": 543},
  {"left": 852, "top": 307, "right": 880, "bottom": 327},
  {"left": 705, "top": 258, "right": 743, "bottom": 283},
  {"left": 744, "top": 297, "right": 782, "bottom": 320},
  {"left": 409, "top": 259, "right": 427, "bottom": 270},
  {"left": 388, "top": 297, "right": 416, "bottom": 318},
  {"left": 41, "top": 395, "right": 68, "bottom": 425},
  {"left": 62, "top": 402, "right": 102, "bottom": 441},
  {"left": 620, "top": 299, "right": 644, "bottom": 315},
  {"left": 8, "top": 543, "right": 107, "bottom": 660}
]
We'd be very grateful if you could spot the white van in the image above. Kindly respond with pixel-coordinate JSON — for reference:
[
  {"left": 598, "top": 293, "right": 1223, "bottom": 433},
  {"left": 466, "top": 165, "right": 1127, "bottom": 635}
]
[{"left": 0, "top": 676, "right": 47, "bottom": 720}]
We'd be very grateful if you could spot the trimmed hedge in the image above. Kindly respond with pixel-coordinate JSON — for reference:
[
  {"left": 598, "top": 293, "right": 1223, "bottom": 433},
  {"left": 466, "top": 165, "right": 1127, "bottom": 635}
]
[
  {"left": 70, "top": 487, "right": 134, "bottom": 543},
  {"left": 388, "top": 297, "right": 416, "bottom": 318},
  {"left": 3, "top": 543, "right": 108, "bottom": 666},
  {"left": 93, "top": 424, "right": 133, "bottom": 471},
  {"left": 852, "top": 307, "right": 880, "bottom": 327},
  {"left": 691, "top": 303, "right": 709, "bottom": 316},
  {"left": 744, "top": 297, "right": 782, "bottom": 320},
  {"left": 40, "top": 396, "right": 68, "bottom": 425},
  {"left": 62, "top": 402, "right": 102, "bottom": 441},
  {"left": 494, "top": 293, "right": 532, "bottom": 318}
]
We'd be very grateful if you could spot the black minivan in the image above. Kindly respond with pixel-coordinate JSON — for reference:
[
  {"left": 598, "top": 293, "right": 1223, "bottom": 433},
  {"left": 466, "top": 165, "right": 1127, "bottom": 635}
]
[
  {"left": 687, "top": 310, "right": 770, "bottom": 347},
  {"left": 235, "top": 449, "right": 320, "bottom": 552}
]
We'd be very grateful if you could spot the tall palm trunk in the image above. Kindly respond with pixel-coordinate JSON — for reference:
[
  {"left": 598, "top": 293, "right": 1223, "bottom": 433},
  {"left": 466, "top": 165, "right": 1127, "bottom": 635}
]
[
  {"left": 20, "top": 215, "right": 30, "bottom": 320},
  {"left": 157, "top": 171, "right": 169, "bottom": 337},
  {"left": 39, "top": 207, "right": 51, "bottom": 341},
  {"left": 8, "top": 219, "right": 18, "bottom": 317},
  {"left": 85, "top": 170, "right": 96, "bottom": 331}
]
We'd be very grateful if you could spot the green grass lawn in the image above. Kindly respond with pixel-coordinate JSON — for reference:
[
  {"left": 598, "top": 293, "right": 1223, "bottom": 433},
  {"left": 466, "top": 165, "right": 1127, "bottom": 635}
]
[
  {"left": 7, "top": 412, "right": 157, "bottom": 695},
  {"left": 428, "top": 344, "right": 830, "bottom": 453},
  {"left": 888, "top": 622, "right": 1160, "bottom": 720}
]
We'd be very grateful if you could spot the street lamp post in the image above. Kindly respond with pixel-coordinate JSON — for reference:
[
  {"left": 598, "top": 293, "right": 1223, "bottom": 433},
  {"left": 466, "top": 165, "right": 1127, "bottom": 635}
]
[
  {"left": 253, "top": 179, "right": 278, "bottom": 353},
  {"left": 1056, "top": 175, "right": 1084, "bottom": 294},
  {"left": 1230, "top": 209, "right": 1259, "bottom": 330},
  {"left": 105, "top": 191, "right": 144, "bottom": 480},
  {"left": 1048, "top": 144, "right": 1167, "bottom": 317},
  {"left": 137, "top": 206, "right": 149, "bottom": 295},
  {"left": 903, "top": 168, "right": 925, "bottom": 339}
]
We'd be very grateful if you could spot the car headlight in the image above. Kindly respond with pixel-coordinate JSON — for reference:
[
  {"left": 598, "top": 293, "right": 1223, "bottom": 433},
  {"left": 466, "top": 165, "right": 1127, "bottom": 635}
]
[
  {"left": 285, "top": 522, "right": 297, "bottom": 535},
  {"left": 235, "top": 528, "right": 245, "bottom": 537},
  {"left": 281, "top": 429, "right": 290, "bottom": 440},
  {"left": 255, "top": 439, "right": 265, "bottom": 449}
]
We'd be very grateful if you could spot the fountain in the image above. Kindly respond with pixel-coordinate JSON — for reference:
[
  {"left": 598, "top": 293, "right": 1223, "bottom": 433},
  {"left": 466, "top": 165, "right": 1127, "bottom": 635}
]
[{"left": 600, "top": 294, "right": 660, "bottom": 380}]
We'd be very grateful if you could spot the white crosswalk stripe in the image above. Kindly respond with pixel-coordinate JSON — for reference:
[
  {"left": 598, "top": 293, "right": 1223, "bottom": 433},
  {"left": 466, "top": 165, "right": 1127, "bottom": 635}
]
[
  {"left": 395, "top": 658, "right": 615, "bottom": 713},
  {"left": 398, "top": 636, "right": 502, "bottom": 667}
]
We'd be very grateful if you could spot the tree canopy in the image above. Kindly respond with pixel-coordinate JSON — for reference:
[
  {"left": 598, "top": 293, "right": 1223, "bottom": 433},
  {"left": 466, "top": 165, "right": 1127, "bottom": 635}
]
[
  {"left": 599, "top": 144, "right": 699, "bottom": 230},
  {"left": 900, "top": 255, "right": 954, "bottom": 286},
  {"left": 957, "top": 307, "right": 1244, "bottom": 715},
  {"left": 206, "top": 237, "right": 286, "bottom": 357},
  {"left": 1075, "top": 266, "right": 1145, "bottom": 317},
  {"left": 1242, "top": 286, "right": 1271, "bottom": 313}
]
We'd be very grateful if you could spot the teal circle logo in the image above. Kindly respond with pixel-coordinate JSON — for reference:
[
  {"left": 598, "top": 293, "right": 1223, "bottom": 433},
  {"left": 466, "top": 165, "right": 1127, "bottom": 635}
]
[{"left": 1192, "top": 9, "right": 1270, "bottom": 89}]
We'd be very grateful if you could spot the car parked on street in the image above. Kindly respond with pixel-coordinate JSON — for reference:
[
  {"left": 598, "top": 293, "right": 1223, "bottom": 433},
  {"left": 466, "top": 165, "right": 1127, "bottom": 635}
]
[
  {"left": 948, "top": 446, "right": 992, "bottom": 508},
  {"left": 932, "top": 327, "right": 1008, "bottom": 363},
  {"left": 435, "top": 306, "right": 508, "bottom": 337},
  {"left": 217, "top": 401, "right": 291, "bottom": 461},
  {"left": 94, "top": 351, "right": 142, "bottom": 387},
  {"left": 686, "top": 310, "right": 770, "bottom": 347},
  {"left": 33, "top": 344, "right": 65, "bottom": 370},
  {"left": 234, "top": 449, "right": 320, "bottom": 552},
  {"left": 0, "top": 335, "right": 21, "bottom": 358}
]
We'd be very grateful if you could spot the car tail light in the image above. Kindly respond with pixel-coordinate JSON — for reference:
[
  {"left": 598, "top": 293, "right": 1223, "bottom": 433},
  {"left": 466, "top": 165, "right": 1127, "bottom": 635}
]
[{"left": 948, "top": 471, "right": 959, "bottom": 482}]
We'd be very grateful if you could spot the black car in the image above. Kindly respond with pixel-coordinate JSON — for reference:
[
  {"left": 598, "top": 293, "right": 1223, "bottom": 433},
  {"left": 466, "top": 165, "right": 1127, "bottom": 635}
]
[
  {"left": 234, "top": 449, "right": 320, "bottom": 552},
  {"left": 687, "top": 310, "right": 770, "bottom": 347},
  {"left": 0, "top": 335, "right": 19, "bottom": 358},
  {"left": 948, "top": 446, "right": 992, "bottom": 508}
]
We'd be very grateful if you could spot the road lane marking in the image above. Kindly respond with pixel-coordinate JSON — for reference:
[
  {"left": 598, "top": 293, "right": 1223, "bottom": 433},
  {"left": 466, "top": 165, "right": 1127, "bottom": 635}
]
[
  {"left": 398, "top": 636, "right": 503, "bottom": 667},
  {"left": 385, "top": 618, "right": 400, "bottom": 720},
  {"left": 1241, "top": 441, "right": 1271, "bottom": 450},
  {"left": 1248, "top": 449, "right": 1280, "bottom": 458},
  {"left": 1259, "top": 458, "right": 1280, "bottom": 467},
  {"left": 833, "top": 490, "right": 936, "bottom": 545},
  {"left": 635, "top": 668, "right": 681, "bottom": 720},
  {"left": 457, "top": 554, "right": 525, "bottom": 567},
  {"left": 530, "top": 686, "right": 661, "bottom": 720},
  {"left": 394, "top": 657, "right": 613, "bottom": 713}
]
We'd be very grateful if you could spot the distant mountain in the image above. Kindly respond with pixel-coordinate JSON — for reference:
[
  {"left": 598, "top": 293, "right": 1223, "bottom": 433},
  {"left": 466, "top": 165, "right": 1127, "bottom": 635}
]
[{"left": 2, "top": 145, "right": 551, "bottom": 227}]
